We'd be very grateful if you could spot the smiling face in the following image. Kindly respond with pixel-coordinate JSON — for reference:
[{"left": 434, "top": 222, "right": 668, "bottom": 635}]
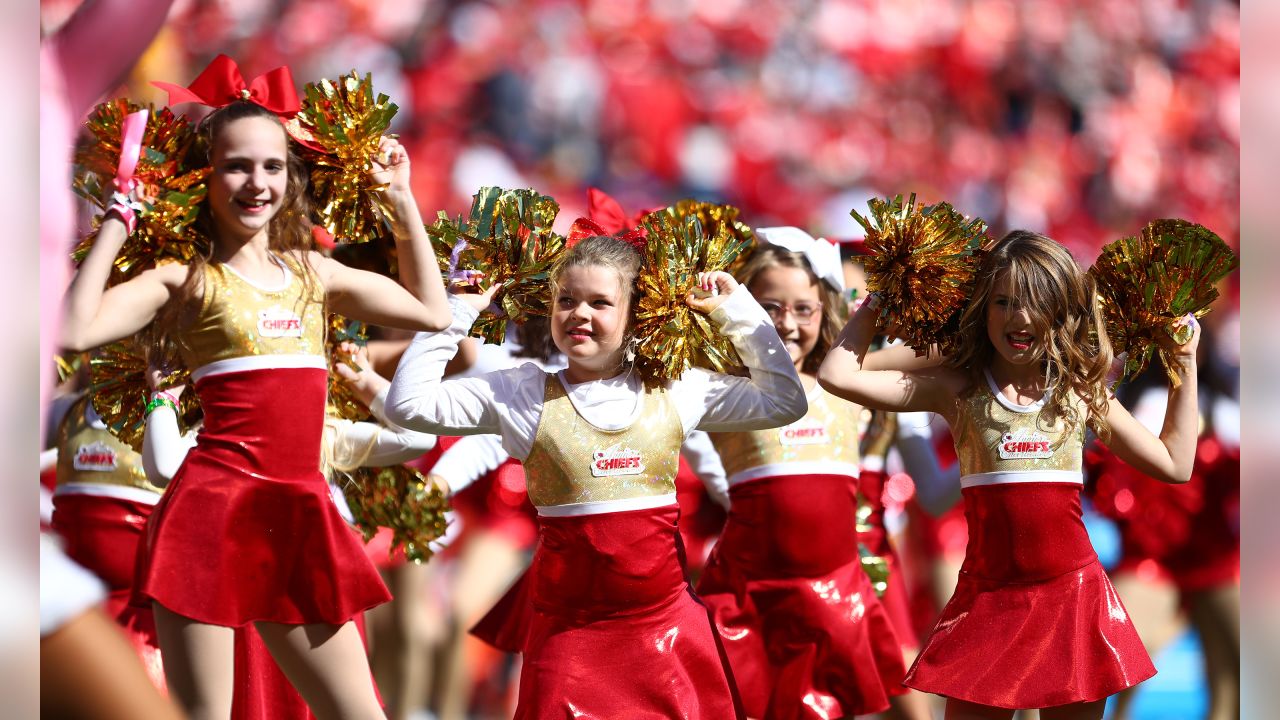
[
  {"left": 986, "top": 271, "right": 1043, "bottom": 369},
  {"left": 206, "top": 115, "right": 290, "bottom": 243},
  {"left": 551, "top": 264, "right": 632, "bottom": 383},
  {"left": 750, "top": 265, "right": 822, "bottom": 372}
]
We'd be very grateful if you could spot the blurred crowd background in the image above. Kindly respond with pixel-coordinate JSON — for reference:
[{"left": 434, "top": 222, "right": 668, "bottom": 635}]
[{"left": 43, "top": 0, "right": 1241, "bottom": 262}]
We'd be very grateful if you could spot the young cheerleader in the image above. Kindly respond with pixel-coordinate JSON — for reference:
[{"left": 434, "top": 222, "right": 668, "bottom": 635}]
[
  {"left": 384, "top": 234, "right": 808, "bottom": 718},
  {"left": 818, "top": 230, "right": 1200, "bottom": 720},
  {"left": 50, "top": 383, "right": 170, "bottom": 692},
  {"left": 60, "top": 60, "right": 451, "bottom": 718},
  {"left": 688, "top": 227, "right": 908, "bottom": 719},
  {"left": 143, "top": 341, "right": 441, "bottom": 720}
]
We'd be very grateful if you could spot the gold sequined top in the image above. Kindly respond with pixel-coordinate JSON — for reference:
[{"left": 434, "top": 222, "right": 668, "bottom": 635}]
[
  {"left": 524, "top": 373, "right": 683, "bottom": 508},
  {"left": 56, "top": 396, "right": 163, "bottom": 495},
  {"left": 708, "top": 386, "right": 862, "bottom": 482},
  {"left": 953, "top": 373, "right": 1085, "bottom": 477},
  {"left": 177, "top": 256, "right": 326, "bottom": 371}
]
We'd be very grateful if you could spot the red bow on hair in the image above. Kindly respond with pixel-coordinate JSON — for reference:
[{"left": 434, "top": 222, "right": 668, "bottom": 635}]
[
  {"left": 566, "top": 188, "right": 655, "bottom": 252},
  {"left": 152, "top": 54, "right": 302, "bottom": 119}
]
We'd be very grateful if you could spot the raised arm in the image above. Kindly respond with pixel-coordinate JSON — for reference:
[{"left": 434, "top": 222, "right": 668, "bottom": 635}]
[
  {"left": 321, "top": 137, "right": 450, "bottom": 330},
  {"left": 677, "top": 272, "right": 807, "bottom": 432},
  {"left": 1098, "top": 317, "right": 1201, "bottom": 484},
  {"left": 60, "top": 216, "right": 186, "bottom": 351},
  {"left": 384, "top": 289, "right": 516, "bottom": 437},
  {"left": 817, "top": 294, "right": 960, "bottom": 418}
]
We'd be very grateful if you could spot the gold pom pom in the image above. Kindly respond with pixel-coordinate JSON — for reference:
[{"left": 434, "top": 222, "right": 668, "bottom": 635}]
[
  {"left": 851, "top": 194, "right": 989, "bottom": 356},
  {"left": 1090, "top": 219, "right": 1237, "bottom": 387},
  {"left": 427, "top": 186, "right": 567, "bottom": 344},
  {"left": 72, "top": 98, "right": 210, "bottom": 285},
  {"left": 341, "top": 465, "right": 452, "bottom": 564},
  {"left": 630, "top": 206, "right": 753, "bottom": 382},
  {"left": 294, "top": 71, "right": 400, "bottom": 244},
  {"left": 326, "top": 315, "right": 373, "bottom": 422},
  {"left": 88, "top": 340, "right": 201, "bottom": 452}
]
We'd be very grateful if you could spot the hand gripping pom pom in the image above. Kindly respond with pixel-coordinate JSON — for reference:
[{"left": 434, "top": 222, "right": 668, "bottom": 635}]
[
  {"left": 630, "top": 205, "right": 754, "bottom": 382},
  {"left": 72, "top": 99, "right": 211, "bottom": 285},
  {"left": 1089, "top": 219, "right": 1237, "bottom": 387},
  {"left": 850, "top": 193, "right": 989, "bottom": 357},
  {"left": 426, "top": 187, "right": 567, "bottom": 344},
  {"left": 326, "top": 315, "right": 374, "bottom": 422},
  {"left": 342, "top": 465, "right": 452, "bottom": 563},
  {"left": 292, "top": 71, "right": 400, "bottom": 244},
  {"left": 87, "top": 340, "right": 201, "bottom": 453}
]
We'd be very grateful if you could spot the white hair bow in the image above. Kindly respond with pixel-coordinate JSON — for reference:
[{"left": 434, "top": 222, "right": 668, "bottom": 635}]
[{"left": 755, "top": 226, "right": 845, "bottom": 293}]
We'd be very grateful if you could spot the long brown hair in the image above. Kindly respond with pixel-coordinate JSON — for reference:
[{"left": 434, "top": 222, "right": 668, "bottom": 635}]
[
  {"left": 147, "top": 101, "right": 319, "bottom": 367},
  {"left": 735, "top": 245, "right": 843, "bottom": 374},
  {"left": 946, "top": 230, "right": 1114, "bottom": 439}
]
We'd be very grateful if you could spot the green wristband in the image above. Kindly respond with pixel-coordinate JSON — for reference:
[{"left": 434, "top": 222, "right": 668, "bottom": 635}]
[{"left": 144, "top": 395, "right": 178, "bottom": 417}]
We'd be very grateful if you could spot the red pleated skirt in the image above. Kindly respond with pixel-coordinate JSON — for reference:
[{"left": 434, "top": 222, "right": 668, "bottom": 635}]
[
  {"left": 488, "top": 503, "right": 743, "bottom": 719},
  {"left": 53, "top": 492, "right": 166, "bottom": 691},
  {"left": 905, "top": 482, "right": 1155, "bottom": 709},
  {"left": 854, "top": 468, "right": 920, "bottom": 649},
  {"left": 135, "top": 367, "right": 390, "bottom": 626},
  {"left": 698, "top": 473, "right": 906, "bottom": 719}
]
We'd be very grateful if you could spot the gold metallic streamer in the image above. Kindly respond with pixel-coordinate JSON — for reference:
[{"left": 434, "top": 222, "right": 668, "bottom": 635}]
[
  {"left": 342, "top": 465, "right": 451, "bottom": 563},
  {"left": 851, "top": 194, "right": 988, "bottom": 356},
  {"left": 87, "top": 340, "right": 201, "bottom": 452},
  {"left": 1089, "top": 219, "right": 1237, "bottom": 387},
  {"left": 326, "top": 315, "right": 373, "bottom": 422},
  {"left": 293, "top": 71, "right": 399, "bottom": 244},
  {"left": 72, "top": 98, "right": 210, "bottom": 285},
  {"left": 631, "top": 206, "right": 752, "bottom": 382},
  {"left": 427, "top": 186, "right": 567, "bottom": 344},
  {"left": 645, "top": 199, "right": 756, "bottom": 275}
]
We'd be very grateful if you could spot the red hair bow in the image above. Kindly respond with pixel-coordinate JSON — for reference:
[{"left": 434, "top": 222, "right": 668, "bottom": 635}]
[
  {"left": 152, "top": 54, "right": 302, "bottom": 119},
  {"left": 567, "top": 188, "right": 654, "bottom": 251}
]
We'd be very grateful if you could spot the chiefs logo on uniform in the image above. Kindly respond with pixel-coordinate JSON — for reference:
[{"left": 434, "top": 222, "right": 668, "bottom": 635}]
[
  {"left": 997, "top": 429, "right": 1054, "bottom": 460},
  {"left": 73, "top": 442, "right": 118, "bottom": 472},
  {"left": 591, "top": 443, "right": 645, "bottom": 478},
  {"left": 258, "top": 307, "right": 304, "bottom": 338}
]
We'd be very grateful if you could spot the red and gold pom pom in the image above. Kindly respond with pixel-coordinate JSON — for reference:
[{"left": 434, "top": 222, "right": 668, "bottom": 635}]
[
  {"left": 341, "top": 465, "right": 452, "bottom": 563},
  {"left": 1090, "top": 219, "right": 1237, "bottom": 387},
  {"left": 326, "top": 315, "right": 373, "bottom": 422},
  {"left": 88, "top": 340, "right": 201, "bottom": 452},
  {"left": 293, "top": 71, "right": 400, "bottom": 244},
  {"left": 427, "top": 186, "right": 567, "bottom": 343},
  {"left": 851, "top": 194, "right": 989, "bottom": 356},
  {"left": 631, "top": 207, "right": 753, "bottom": 382},
  {"left": 72, "top": 98, "right": 210, "bottom": 285}
]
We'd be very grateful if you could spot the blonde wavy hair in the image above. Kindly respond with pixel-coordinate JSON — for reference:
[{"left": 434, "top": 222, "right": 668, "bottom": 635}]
[{"left": 946, "top": 230, "right": 1114, "bottom": 440}]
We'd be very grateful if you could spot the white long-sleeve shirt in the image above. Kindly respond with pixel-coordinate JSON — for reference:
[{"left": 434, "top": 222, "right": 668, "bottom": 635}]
[{"left": 385, "top": 289, "right": 807, "bottom": 464}]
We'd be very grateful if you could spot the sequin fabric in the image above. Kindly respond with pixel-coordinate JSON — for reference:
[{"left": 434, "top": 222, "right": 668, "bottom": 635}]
[
  {"left": 56, "top": 396, "right": 163, "bottom": 495},
  {"left": 708, "top": 387, "right": 861, "bottom": 480},
  {"left": 177, "top": 256, "right": 326, "bottom": 370},
  {"left": 953, "top": 383, "right": 1084, "bottom": 476},
  {"left": 523, "top": 373, "right": 681, "bottom": 508}
]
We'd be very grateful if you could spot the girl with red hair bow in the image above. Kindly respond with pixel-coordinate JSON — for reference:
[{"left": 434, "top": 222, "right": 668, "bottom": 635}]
[{"left": 61, "top": 56, "right": 452, "bottom": 719}]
